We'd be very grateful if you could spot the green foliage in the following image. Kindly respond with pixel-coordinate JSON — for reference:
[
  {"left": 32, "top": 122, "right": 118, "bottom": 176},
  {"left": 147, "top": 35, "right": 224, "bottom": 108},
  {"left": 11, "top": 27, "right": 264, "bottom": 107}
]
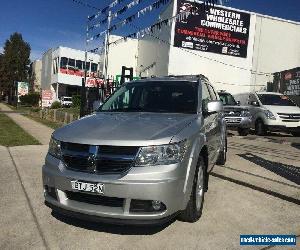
[
  {"left": 19, "top": 92, "right": 40, "bottom": 106},
  {"left": 50, "top": 101, "right": 61, "bottom": 109},
  {"left": 72, "top": 95, "right": 81, "bottom": 107},
  {"left": 0, "top": 32, "right": 31, "bottom": 94},
  {"left": 0, "top": 113, "right": 40, "bottom": 146}
]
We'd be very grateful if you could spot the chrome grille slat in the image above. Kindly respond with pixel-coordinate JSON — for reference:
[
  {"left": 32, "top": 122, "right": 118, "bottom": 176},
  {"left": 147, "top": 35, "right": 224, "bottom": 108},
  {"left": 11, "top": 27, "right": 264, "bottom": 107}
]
[
  {"left": 277, "top": 113, "right": 300, "bottom": 121},
  {"left": 61, "top": 143, "right": 139, "bottom": 175}
]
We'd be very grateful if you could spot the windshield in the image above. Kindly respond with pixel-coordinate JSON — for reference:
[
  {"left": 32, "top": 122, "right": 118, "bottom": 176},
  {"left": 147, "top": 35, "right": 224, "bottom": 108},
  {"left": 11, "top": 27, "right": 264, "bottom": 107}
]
[
  {"left": 218, "top": 93, "right": 237, "bottom": 106},
  {"left": 98, "top": 81, "right": 198, "bottom": 113},
  {"left": 257, "top": 94, "right": 296, "bottom": 106}
]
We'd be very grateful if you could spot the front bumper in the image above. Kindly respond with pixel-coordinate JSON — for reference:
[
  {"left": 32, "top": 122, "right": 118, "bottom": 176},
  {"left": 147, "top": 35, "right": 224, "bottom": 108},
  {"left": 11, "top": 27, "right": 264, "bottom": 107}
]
[
  {"left": 43, "top": 154, "right": 192, "bottom": 224},
  {"left": 224, "top": 116, "right": 251, "bottom": 128},
  {"left": 264, "top": 119, "right": 300, "bottom": 132}
]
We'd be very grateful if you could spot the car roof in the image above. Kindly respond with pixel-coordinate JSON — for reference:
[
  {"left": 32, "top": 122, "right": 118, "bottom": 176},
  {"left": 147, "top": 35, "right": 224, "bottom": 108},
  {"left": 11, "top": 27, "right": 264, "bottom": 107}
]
[{"left": 128, "top": 75, "right": 209, "bottom": 84}]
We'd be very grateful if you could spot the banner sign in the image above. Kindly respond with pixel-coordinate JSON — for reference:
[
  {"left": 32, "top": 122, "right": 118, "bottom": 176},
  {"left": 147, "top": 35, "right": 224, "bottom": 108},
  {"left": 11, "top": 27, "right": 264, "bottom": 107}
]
[
  {"left": 17, "top": 82, "right": 29, "bottom": 102},
  {"left": 174, "top": 0, "right": 251, "bottom": 58},
  {"left": 280, "top": 67, "right": 300, "bottom": 96},
  {"left": 42, "top": 90, "right": 53, "bottom": 108}
]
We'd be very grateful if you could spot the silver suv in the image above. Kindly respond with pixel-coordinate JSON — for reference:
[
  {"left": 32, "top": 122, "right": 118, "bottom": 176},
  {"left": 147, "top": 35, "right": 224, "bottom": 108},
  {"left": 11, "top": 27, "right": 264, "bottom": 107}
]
[
  {"left": 43, "top": 75, "right": 227, "bottom": 224},
  {"left": 218, "top": 91, "right": 252, "bottom": 136}
]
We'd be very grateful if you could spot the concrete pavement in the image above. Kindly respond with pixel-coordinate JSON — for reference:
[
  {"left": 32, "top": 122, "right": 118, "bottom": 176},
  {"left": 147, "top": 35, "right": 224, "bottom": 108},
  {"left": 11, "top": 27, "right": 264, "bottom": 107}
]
[
  {"left": 1, "top": 135, "right": 299, "bottom": 250},
  {"left": 0, "top": 103, "right": 53, "bottom": 145}
]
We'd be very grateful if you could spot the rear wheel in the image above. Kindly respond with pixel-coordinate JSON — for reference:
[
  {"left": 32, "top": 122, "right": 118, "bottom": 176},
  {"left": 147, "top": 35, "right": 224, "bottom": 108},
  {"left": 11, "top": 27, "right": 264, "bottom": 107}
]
[
  {"left": 179, "top": 156, "right": 205, "bottom": 223},
  {"left": 255, "top": 119, "right": 266, "bottom": 136},
  {"left": 238, "top": 128, "right": 249, "bottom": 136}
]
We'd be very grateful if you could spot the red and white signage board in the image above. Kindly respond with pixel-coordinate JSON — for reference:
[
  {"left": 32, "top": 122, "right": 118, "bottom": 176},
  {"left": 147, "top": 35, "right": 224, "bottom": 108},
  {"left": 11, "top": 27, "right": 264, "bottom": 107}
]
[{"left": 42, "top": 90, "right": 54, "bottom": 108}]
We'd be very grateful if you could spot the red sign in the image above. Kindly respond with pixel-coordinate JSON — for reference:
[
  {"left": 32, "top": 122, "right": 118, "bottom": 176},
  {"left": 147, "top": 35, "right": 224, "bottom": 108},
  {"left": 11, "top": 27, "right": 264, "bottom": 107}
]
[{"left": 42, "top": 90, "right": 53, "bottom": 100}]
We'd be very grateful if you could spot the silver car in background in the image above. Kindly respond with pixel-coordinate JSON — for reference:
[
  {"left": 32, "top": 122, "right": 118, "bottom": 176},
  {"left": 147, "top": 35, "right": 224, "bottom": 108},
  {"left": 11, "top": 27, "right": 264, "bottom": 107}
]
[
  {"left": 43, "top": 75, "right": 227, "bottom": 225},
  {"left": 218, "top": 91, "right": 252, "bottom": 136}
]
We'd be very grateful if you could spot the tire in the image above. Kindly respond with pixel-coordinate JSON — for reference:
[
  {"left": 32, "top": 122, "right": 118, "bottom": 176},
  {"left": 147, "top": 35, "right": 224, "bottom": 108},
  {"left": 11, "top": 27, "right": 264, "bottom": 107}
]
[
  {"left": 255, "top": 119, "right": 266, "bottom": 136},
  {"left": 291, "top": 132, "right": 300, "bottom": 137},
  {"left": 238, "top": 128, "right": 249, "bottom": 136},
  {"left": 179, "top": 156, "right": 206, "bottom": 223},
  {"left": 216, "top": 137, "right": 227, "bottom": 165}
]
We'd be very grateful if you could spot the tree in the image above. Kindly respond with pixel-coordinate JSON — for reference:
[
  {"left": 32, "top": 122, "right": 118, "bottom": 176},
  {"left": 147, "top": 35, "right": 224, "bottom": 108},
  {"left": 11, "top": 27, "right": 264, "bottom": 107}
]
[{"left": 0, "top": 32, "right": 31, "bottom": 98}]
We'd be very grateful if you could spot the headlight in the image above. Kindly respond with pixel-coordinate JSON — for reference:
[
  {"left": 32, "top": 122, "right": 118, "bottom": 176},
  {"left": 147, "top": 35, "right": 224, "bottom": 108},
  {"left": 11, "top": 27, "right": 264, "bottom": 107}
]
[
  {"left": 264, "top": 110, "right": 276, "bottom": 120},
  {"left": 135, "top": 141, "right": 188, "bottom": 166},
  {"left": 48, "top": 137, "right": 62, "bottom": 159},
  {"left": 241, "top": 110, "right": 251, "bottom": 117}
]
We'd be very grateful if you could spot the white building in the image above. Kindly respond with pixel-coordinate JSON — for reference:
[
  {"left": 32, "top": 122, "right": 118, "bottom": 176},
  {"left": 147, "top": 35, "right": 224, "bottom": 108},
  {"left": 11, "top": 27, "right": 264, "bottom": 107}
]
[
  {"left": 30, "top": 60, "right": 42, "bottom": 92},
  {"left": 41, "top": 46, "right": 100, "bottom": 100},
  {"left": 104, "top": 0, "right": 300, "bottom": 95}
]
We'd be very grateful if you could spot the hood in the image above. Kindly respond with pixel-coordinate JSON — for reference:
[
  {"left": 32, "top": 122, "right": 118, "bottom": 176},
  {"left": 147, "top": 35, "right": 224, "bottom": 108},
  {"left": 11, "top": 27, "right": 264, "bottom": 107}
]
[
  {"left": 53, "top": 112, "right": 197, "bottom": 146},
  {"left": 263, "top": 105, "right": 300, "bottom": 114}
]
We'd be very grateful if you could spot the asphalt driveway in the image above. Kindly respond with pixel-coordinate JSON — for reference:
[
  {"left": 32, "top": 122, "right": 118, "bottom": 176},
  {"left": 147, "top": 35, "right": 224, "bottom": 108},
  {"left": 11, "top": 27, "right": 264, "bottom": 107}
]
[{"left": 0, "top": 135, "right": 299, "bottom": 250}]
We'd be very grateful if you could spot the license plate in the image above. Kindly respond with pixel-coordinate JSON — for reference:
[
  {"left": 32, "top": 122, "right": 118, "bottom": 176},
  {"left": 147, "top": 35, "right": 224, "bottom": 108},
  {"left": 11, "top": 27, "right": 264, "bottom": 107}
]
[
  {"left": 227, "top": 118, "right": 239, "bottom": 123},
  {"left": 71, "top": 180, "right": 104, "bottom": 194}
]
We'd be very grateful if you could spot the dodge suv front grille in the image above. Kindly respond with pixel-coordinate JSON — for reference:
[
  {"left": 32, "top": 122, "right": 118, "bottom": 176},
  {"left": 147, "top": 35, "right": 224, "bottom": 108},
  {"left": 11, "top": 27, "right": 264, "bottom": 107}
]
[{"left": 61, "top": 142, "right": 139, "bottom": 175}]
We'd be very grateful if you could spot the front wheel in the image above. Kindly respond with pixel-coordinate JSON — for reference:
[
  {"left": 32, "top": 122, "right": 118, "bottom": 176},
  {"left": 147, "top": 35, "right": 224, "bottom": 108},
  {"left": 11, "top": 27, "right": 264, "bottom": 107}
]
[
  {"left": 255, "top": 119, "right": 266, "bottom": 136},
  {"left": 178, "top": 156, "right": 205, "bottom": 223}
]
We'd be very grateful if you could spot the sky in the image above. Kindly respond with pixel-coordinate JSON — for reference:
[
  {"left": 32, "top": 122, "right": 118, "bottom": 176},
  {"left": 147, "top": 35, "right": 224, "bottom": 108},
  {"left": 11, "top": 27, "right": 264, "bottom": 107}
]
[{"left": 0, "top": 0, "right": 299, "bottom": 61}]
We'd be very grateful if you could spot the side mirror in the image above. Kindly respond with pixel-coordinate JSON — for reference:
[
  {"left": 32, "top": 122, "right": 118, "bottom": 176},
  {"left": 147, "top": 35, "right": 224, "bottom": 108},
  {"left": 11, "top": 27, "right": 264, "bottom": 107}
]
[
  {"left": 251, "top": 101, "right": 259, "bottom": 106},
  {"left": 206, "top": 100, "right": 223, "bottom": 114},
  {"left": 236, "top": 101, "right": 240, "bottom": 105}
]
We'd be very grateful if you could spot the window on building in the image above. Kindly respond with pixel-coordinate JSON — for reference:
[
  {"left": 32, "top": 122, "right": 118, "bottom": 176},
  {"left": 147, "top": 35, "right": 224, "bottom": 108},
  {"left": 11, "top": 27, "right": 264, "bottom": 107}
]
[
  {"left": 91, "top": 63, "right": 98, "bottom": 73},
  {"left": 76, "top": 60, "right": 83, "bottom": 70},
  {"left": 84, "top": 62, "right": 90, "bottom": 71},
  {"left": 53, "top": 58, "right": 59, "bottom": 74},
  {"left": 68, "top": 58, "right": 75, "bottom": 68},
  {"left": 60, "top": 57, "right": 68, "bottom": 69}
]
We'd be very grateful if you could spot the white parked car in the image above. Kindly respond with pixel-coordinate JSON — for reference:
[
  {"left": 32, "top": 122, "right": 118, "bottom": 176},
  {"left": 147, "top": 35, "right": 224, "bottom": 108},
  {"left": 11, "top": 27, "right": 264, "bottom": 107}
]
[
  {"left": 60, "top": 96, "right": 72, "bottom": 107},
  {"left": 235, "top": 92, "right": 300, "bottom": 136}
]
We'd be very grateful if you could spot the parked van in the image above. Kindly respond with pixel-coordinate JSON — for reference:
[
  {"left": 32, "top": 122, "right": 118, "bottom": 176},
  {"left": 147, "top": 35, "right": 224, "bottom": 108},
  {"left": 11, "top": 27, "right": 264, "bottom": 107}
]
[{"left": 235, "top": 92, "right": 300, "bottom": 136}]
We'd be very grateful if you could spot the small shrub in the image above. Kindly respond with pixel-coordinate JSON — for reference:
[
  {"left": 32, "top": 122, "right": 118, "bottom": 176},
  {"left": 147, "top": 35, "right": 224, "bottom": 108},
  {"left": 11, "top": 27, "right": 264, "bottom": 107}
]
[
  {"left": 72, "top": 95, "right": 81, "bottom": 107},
  {"left": 30, "top": 107, "right": 41, "bottom": 113},
  {"left": 50, "top": 101, "right": 61, "bottom": 109},
  {"left": 19, "top": 92, "right": 40, "bottom": 106}
]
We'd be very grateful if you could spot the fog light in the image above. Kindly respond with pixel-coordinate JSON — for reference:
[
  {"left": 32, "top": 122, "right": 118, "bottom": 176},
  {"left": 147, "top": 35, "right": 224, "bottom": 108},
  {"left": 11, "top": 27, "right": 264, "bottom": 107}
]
[{"left": 152, "top": 200, "right": 162, "bottom": 211}]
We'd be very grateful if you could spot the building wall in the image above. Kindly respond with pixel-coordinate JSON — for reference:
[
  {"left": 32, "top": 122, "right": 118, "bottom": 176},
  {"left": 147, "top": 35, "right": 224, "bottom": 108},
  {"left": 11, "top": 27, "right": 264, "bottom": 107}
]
[
  {"left": 167, "top": 2, "right": 256, "bottom": 94},
  {"left": 250, "top": 16, "right": 300, "bottom": 91},
  {"left": 31, "top": 60, "right": 42, "bottom": 92},
  {"left": 137, "top": 2, "right": 175, "bottom": 77},
  {"left": 106, "top": 35, "right": 139, "bottom": 79},
  {"left": 98, "top": 2, "right": 300, "bottom": 96},
  {"left": 41, "top": 48, "right": 53, "bottom": 91}
]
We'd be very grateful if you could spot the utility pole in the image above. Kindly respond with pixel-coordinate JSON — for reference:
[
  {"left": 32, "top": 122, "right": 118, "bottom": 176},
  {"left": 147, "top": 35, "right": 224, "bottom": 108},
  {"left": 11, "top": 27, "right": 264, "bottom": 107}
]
[
  {"left": 80, "top": 20, "right": 89, "bottom": 117},
  {"left": 102, "top": 11, "right": 112, "bottom": 82}
]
